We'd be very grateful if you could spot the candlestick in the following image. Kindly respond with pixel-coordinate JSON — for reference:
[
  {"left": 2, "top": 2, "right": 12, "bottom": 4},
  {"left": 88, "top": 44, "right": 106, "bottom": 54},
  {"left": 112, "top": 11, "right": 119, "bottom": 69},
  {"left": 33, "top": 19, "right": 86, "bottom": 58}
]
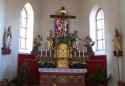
[
  {"left": 79, "top": 50, "right": 80, "bottom": 57},
  {"left": 50, "top": 50, "right": 51, "bottom": 57},
  {"left": 46, "top": 49, "right": 47, "bottom": 56},
  {"left": 71, "top": 54, "right": 72, "bottom": 58},
  {"left": 41, "top": 49, "right": 42, "bottom": 57},
  {"left": 83, "top": 50, "right": 84, "bottom": 57},
  {"left": 74, "top": 51, "right": 76, "bottom": 57}
]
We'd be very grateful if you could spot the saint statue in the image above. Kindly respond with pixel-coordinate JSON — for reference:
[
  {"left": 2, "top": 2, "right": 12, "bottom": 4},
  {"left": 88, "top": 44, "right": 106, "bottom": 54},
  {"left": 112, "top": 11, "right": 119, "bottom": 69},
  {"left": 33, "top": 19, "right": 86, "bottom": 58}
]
[
  {"left": 32, "top": 35, "right": 42, "bottom": 53},
  {"left": 71, "top": 30, "right": 78, "bottom": 49},
  {"left": 4, "top": 26, "right": 12, "bottom": 49},
  {"left": 113, "top": 28, "right": 122, "bottom": 55},
  {"left": 84, "top": 36, "right": 95, "bottom": 53},
  {"left": 47, "top": 30, "right": 54, "bottom": 49}
]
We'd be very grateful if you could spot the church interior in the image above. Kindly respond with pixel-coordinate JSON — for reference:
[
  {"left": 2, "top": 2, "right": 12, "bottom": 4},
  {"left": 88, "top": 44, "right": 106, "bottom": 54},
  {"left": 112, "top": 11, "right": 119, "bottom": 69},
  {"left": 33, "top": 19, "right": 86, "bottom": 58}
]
[{"left": 0, "top": 0, "right": 125, "bottom": 86}]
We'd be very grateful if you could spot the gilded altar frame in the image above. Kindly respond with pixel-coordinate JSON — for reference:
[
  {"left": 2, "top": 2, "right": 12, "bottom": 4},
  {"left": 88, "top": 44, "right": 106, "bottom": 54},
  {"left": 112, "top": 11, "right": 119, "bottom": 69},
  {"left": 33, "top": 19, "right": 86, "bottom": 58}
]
[{"left": 56, "top": 43, "right": 70, "bottom": 68}]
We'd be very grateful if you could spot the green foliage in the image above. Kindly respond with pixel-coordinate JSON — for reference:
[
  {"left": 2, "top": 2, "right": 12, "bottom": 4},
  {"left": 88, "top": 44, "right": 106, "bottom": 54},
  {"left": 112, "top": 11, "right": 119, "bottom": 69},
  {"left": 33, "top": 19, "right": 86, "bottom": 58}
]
[
  {"left": 87, "top": 65, "right": 112, "bottom": 85},
  {"left": 9, "top": 62, "right": 33, "bottom": 86}
]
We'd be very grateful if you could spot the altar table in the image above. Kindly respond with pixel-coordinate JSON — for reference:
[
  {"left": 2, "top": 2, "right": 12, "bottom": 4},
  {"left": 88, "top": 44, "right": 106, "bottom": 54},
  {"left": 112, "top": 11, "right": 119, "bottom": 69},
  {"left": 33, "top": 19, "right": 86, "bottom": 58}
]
[{"left": 39, "top": 68, "right": 87, "bottom": 86}]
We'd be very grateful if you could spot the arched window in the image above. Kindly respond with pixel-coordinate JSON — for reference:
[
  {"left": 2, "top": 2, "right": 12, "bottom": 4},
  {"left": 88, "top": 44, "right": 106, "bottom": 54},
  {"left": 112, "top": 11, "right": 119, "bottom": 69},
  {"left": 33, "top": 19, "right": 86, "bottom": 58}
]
[
  {"left": 19, "top": 3, "right": 34, "bottom": 53},
  {"left": 90, "top": 6, "right": 105, "bottom": 54},
  {"left": 96, "top": 8, "right": 105, "bottom": 51}
]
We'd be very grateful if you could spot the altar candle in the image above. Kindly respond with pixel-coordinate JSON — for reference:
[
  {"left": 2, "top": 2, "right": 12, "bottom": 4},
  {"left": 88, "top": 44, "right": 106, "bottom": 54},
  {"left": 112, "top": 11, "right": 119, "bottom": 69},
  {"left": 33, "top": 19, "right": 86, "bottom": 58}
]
[
  {"left": 46, "top": 49, "right": 47, "bottom": 56},
  {"left": 79, "top": 50, "right": 80, "bottom": 57},
  {"left": 71, "top": 54, "right": 72, "bottom": 58},
  {"left": 83, "top": 50, "right": 84, "bottom": 57},
  {"left": 50, "top": 50, "right": 51, "bottom": 57},
  {"left": 41, "top": 49, "right": 42, "bottom": 57},
  {"left": 75, "top": 51, "right": 76, "bottom": 57}
]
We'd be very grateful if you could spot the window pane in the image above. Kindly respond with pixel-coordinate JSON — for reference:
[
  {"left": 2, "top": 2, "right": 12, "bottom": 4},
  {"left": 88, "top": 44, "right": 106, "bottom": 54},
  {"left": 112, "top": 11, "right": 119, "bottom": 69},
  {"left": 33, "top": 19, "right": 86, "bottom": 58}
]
[
  {"left": 103, "top": 40, "right": 105, "bottom": 49},
  {"left": 102, "top": 20, "right": 104, "bottom": 29},
  {"left": 21, "top": 8, "right": 26, "bottom": 18},
  {"left": 97, "top": 40, "right": 103, "bottom": 50},
  {"left": 103, "top": 30, "right": 105, "bottom": 39},
  {"left": 101, "top": 10, "right": 104, "bottom": 19},
  {"left": 21, "top": 18, "right": 26, "bottom": 28},
  {"left": 97, "top": 11, "right": 102, "bottom": 20},
  {"left": 97, "top": 20, "right": 102, "bottom": 29},
  {"left": 20, "top": 28, "right": 26, "bottom": 38},
  {"left": 97, "top": 30, "right": 103, "bottom": 40},
  {"left": 20, "top": 38, "right": 26, "bottom": 49}
]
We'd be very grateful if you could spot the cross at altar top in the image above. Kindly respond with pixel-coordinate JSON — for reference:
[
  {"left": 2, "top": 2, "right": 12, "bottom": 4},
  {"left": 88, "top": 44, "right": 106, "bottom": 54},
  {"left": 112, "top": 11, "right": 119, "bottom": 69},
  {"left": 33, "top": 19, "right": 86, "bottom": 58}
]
[{"left": 50, "top": 6, "right": 76, "bottom": 20}]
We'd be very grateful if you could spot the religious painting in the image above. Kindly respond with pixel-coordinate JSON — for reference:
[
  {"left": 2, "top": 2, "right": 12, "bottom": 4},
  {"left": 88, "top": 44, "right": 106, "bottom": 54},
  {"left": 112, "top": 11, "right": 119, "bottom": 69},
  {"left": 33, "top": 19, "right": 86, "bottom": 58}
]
[{"left": 55, "top": 18, "right": 69, "bottom": 38}]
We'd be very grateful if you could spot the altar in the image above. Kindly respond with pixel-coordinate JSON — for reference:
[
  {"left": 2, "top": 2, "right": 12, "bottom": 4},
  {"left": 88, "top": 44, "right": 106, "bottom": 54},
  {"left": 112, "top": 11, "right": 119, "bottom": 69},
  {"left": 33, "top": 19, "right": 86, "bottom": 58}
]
[
  {"left": 39, "top": 68, "right": 87, "bottom": 86},
  {"left": 31, "top": 7, "right": 95, "bottom": 86}
]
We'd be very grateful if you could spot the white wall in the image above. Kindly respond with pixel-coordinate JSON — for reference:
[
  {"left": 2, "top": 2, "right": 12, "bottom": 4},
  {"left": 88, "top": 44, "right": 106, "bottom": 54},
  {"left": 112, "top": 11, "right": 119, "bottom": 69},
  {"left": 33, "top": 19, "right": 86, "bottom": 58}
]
[
  {"left": 0, "top": 0, "right": 6, "bottom": 80},
  {"left": 119, "top": 0, "right": 125, "bottom": 82},
  {"left": 1, "top": 0, "right": 41, "bottom": 80}
]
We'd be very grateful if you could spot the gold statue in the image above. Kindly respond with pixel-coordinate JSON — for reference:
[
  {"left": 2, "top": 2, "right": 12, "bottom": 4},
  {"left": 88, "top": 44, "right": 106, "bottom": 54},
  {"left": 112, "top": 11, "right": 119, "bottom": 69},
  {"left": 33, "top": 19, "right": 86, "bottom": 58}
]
[
  {"left": 47, "top": 30, "right": 54, "bottom": 49},
  {"left": 113, "top": 28, "right": 122, "bottom": 55},
  {"left": 71, "top": 30, "right": 78, "bottom": 49}
]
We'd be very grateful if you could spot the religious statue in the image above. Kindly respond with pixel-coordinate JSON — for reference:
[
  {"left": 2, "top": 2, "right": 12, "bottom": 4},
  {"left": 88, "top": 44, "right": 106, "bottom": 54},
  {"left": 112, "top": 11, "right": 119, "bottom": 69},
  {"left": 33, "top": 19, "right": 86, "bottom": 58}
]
[
  {"left": 4, "top": 26, "right": 12, "bottom": 49},
  {"left": 113, "top": 28, "right": 122, "bottom": 56},
  {"left": 84, "top": 36, "right": 95, "bottom": 54},
  {"left": 32, "top": 35, "right": 42, "bottom": 53},
  {"left": 2, "top": 26, "right": 12, "bottom": 54},
  {"left": 47, "top": 30, "right": 54, "bottom": 50},
  {"left": 71, "top": 30, "right": 78, "bottom": 50}
]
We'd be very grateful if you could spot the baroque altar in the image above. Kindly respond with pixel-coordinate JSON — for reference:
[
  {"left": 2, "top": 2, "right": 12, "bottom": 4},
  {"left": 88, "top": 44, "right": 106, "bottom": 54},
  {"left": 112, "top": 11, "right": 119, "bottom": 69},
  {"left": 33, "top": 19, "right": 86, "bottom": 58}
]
[{"left": 32, "top": 7, "right": 95, "bottom": 86}]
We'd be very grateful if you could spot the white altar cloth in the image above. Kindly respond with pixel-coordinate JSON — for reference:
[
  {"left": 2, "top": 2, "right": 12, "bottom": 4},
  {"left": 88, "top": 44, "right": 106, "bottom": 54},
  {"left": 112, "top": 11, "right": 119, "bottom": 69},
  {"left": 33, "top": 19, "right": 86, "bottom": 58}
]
[{"left": 39, "top": 68, "right": 87, "bottom": 73}]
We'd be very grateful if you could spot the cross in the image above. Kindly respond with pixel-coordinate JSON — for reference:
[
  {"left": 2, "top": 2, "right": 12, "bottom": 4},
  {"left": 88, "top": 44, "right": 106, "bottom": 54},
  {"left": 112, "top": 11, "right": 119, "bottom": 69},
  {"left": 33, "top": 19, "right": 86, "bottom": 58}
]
[{"left": 50, "top": 6, "right": 76, "bottom": 20}]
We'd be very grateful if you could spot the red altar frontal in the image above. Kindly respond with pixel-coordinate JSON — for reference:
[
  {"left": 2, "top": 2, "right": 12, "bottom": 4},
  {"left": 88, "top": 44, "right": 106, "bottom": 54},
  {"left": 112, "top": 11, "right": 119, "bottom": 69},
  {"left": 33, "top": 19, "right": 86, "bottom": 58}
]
[{"left": 39, "top": 68, "right": 87, "bottom": 86}]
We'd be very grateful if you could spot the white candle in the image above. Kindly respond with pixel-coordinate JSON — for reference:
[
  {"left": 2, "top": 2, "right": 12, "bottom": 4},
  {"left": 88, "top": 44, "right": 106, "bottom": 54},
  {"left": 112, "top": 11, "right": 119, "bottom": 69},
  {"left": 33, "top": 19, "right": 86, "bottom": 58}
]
[
  {"left": 71, "top": 54, "right": 72, "bottom": 58},
  {"left": 83, "top": 50, "right": 84, "bottom": 57},
  {"left": 46, "top": 49, "right": 47, "bottom": 56},
  {"left": 75, "top": 51, "right": 76, "bottom": 57},
  {"left": 79, "top": 50, "right": 80, "bottom": 57},
  {"left": 50, "top": 50, "right": 51, "bottom": 57},
  {"left": 41, "top": 49, "right": 42, "bottom": 57}
]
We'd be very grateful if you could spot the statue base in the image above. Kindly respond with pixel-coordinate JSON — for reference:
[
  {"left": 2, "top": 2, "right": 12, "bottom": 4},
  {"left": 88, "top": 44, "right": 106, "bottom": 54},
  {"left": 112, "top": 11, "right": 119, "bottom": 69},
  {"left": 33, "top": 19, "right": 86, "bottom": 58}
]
[
  {"left": 1, "top": 48, "right": 11, "bottom": 55},
  {"left": 113, "top": 51, "right": 123, "bottom": 56}
]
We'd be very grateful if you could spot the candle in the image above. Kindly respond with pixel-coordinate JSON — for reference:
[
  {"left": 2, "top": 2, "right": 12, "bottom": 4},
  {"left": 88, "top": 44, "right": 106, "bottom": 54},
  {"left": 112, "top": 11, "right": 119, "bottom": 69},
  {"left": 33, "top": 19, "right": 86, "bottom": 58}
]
[
  {"left": 50, "top": 50, "right": 51, "bottom": 57},
  {"left": 83, "top": 50, "right": 84, "bottom": 57},
  {"left": 46, "top": 49, "right": 47, "bottom": 56},
  {"left": 79, "top": 50, "right": 80, "bottom": 57},
  {"left": 75, "top": 51, "right": 76, "bottom": 57},
  {"left": 41, "top": 49, "right": 42, "bottom": 57},
  {"left": 71, "top": 54, "right": 72, "bottom": 58}
]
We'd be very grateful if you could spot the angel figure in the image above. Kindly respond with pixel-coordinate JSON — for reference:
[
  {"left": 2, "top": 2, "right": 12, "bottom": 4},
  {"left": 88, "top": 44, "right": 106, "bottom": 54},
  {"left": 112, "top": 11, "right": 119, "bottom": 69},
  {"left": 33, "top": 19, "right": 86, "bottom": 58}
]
[
  {"left": 32, "top": 35, "right": 42, "bottom": 53},
  {"left": 84, "top": 36, "right": 95, "bottom": 53},
  {"left": 71, "top": 30, "right": 78, "bottom": 49},
  {"left": 113, "top": 28, "right": 122, "bottom": 55}
]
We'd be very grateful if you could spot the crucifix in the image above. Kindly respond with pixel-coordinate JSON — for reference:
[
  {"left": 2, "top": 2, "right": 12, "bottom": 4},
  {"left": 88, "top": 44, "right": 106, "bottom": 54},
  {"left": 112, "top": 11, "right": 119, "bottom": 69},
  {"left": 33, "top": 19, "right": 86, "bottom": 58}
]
[
  {"left": 50, "top": 6, "right": 76, "bottom": 41},
  {"left": 50, "top": 6, "right": 76, "bottom": 20}
]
